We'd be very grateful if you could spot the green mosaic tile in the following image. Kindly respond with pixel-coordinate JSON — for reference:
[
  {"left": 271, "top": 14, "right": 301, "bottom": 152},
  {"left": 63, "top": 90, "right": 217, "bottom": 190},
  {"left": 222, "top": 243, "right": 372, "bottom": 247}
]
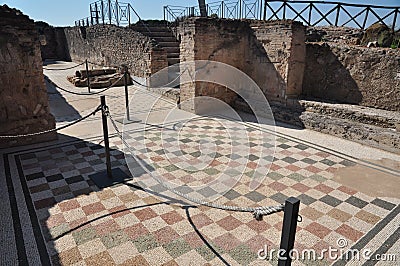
[
  {"left": 287, "top": 173, "right": 307, "bottom": 182},
  {"left": 72, "top": 227, "right": 97, "bottom": 245},
  {"left": 163, "top": 238, "right": 192, "bottom": 258},
  {"left": 49, "top": 223, "right": 70, "bottom": 239},
  {"left": 195, "top": 243, "right": 224, "bottom": 261},
  {"left": 229, "top": 244, "right": 256, "bottom": 265},
  {"left": 132, "top": 234, "right": 159, "bottom": 253},
  {"left": 309, "top": 174, "right": 328, "bottom": 182},
  {"left": 101, "top": 230, "right": 130, "bottom": 249}
]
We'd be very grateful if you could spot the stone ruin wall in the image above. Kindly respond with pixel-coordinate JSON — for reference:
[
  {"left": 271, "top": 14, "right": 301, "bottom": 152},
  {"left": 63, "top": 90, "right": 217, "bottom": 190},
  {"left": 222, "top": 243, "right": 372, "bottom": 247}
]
[
  {"left": 0, "top": 5, "right": 56, "bottom": 148},
  {"left": 303, "top": 43, "right": 400, "bottom": 111},
  {"left": 178, "top": 18, "right": 305, "bottom": 113},
  {"left": 36, "top": 23, "right": 70, "bottom": 61},
  {"left": 62, "top": 25, "right": 168, "bottom": 78}
]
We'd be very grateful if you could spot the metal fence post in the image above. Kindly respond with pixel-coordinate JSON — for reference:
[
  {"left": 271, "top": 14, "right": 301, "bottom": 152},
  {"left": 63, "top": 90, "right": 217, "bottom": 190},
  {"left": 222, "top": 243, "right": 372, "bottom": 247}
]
[
  {"left": 108, "top": 0, "right": 112, "bottom": 24},
  {"left": 278, "top": 197, "right": 300, "bottom": 266},
  {"left": 116, "top": 0, "right": 119, "bottom": 26},
  {"left": 85, "top": 59, "right": 91, "bottom": 93},
  {"left": 100, "top": 96, "right": 113, "bottom": 179}
]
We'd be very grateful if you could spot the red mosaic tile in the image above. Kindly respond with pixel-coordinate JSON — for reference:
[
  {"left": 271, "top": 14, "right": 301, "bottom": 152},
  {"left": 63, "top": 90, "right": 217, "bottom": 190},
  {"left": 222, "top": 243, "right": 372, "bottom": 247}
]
[
  {"left": 214, "top": 233, "right": 241, "bottom": 252},
  {"left": 34, "top": 197, "right": 56, "bottom": 209},
  {"left": 337, "top": 186, "right": 357, "bottom": 195},
  {"left": 216, "top": 215, "right": 242, "bottom": 231},
  {"left": 160, "top": 211, "right": 184, "bottom": 225},
  {"left": 190, "top": 213, "right": 213, "bottom": 228},
  {"left": 270, "top": 163, "right": 281, "bottom": 171},
  {"left": 94, "top": 220, "right": 119, "bottom": 236},
  {"left": 109, "top": 205, "right": 131, "bottom": 218},
  {"left": 305, "top": 165, "right": 322, "bottom": 174},
  {"left": 154, "top": 227, "right": 180, "bottom": 244},
  {"left": 133, "top": 207, "right": 158, "bottom": 221},
  {"left": 82, "top": 151, "right": 95, "bottom": 157},
  {"left": 82, "top": 202, "right": 106, "bottom": 216},
  {"left": 59, "top": 199, "right": 81, "bottom": 212},
  {"left": 286, "top": 165, "right": 301, "bottom": 172},
  {"left": 305, "top": 222, "right": 331, "bottom": 238},
  {"left": 335, "top": 224, "right": 363, "bottom": 242},
  {"left": 315, "top": 152, "right": 330, "bottom": 158},
  {"left": 246, "top": 220, "right": 271, "bottom": 233},
  {"left": 124, "top": 223, "right": 149, "bottom": 240},
  {"left": 44, "top": 213, "right": 66, "bottom": 228},
  {"left": 183, "top": 232, "right": 204, "bottom": 249},
  {"left": 69, "top": 217, "right": 90, "bottom": 232},
  {"left": 247, "top": 162, "right": 258, "bottom": 169},
  {"left": 314, "top": 184, "right": 334, "bottom": 194},
  {"left": 246, "top": 235, "right": 274, "bottom": 253},
  {"left": 269, "top": 181, "right": 288, "bottom": 192},
  {"left": 292, "top": 183, "right": 310, "bottom": 193}
]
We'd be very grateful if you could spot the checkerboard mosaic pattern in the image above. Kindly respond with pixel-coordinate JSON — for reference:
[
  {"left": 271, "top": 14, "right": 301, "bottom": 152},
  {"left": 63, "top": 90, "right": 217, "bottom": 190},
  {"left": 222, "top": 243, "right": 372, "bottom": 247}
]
[{"left": 14, "top": 118, "right": 399, "bottom": 265}]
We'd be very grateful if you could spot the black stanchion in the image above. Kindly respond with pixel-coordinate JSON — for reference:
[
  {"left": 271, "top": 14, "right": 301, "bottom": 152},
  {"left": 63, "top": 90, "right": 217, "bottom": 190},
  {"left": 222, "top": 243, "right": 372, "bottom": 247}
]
[
  {"left": 85, "top": 59, "right": 91, "bottom": 93},
  {"left": 278, "top": 197, "right": 300, "bottom": 266},
  {"left": 117, "top": 65, "right": 140, "bottom": 124},
  {"left": 124, "top": 68, "right": 130, "bottom": 121},
  {"left": 89, "top": 96, "right": 130, "bottom": 189}
]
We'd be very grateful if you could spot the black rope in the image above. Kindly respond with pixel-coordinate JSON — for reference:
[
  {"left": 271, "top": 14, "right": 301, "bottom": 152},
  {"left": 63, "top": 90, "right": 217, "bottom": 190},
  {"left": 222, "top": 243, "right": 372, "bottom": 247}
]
[{"left": 0, "top": 105, "right": 102, "bottom": 138}]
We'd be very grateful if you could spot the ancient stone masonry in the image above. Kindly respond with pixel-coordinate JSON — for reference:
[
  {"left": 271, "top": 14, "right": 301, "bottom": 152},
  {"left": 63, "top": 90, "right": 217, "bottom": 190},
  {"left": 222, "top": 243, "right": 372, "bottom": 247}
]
[
  {"left": 178, "top": 18, "right": 305, "bottom": 113},
  {"left": 0, "top": 5, "right": 56, "bottom": 148},
  {"left": 35, "top": 21, "right": 70, "bottom": 61},
  {"left": 63, "top": 25, "right": 168, "bottom": 78},
  {"left": 303, "top": 43, "right": 400, "bottom": 111}
]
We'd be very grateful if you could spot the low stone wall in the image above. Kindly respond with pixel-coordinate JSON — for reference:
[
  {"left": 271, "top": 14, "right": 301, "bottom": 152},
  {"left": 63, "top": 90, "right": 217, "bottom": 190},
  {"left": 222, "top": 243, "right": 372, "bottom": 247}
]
[
  {"left": 63, "top": 25, "right": 168, "bottom": 77},
  {"left": 0, "top": 5, "right": 56, "bottom": 148},
  {"left": 303, "top": 43, "right": 400, "bottom": 111}
]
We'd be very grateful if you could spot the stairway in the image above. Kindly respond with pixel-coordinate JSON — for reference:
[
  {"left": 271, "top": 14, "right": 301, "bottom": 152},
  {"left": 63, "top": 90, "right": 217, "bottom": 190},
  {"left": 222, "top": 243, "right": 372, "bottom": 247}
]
[{"left": 131, "top": 22, "right": 180, "bottom": 66}]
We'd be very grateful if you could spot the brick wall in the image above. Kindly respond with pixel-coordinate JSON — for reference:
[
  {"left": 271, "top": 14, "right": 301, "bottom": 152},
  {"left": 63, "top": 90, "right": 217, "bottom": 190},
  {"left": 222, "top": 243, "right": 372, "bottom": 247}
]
[
  {"left": 178, "top": 18, "right": 305, "bottom": 113},
  {"left": 0, "top": 5, "right": 56, "bottom": 148}
]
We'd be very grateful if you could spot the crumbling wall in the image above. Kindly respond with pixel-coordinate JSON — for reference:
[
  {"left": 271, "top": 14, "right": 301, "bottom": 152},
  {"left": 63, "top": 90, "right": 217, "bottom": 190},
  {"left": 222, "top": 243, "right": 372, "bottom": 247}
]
[
  {"left": 35, "top": 22, "right": 70, "bottom": 61},
  {"left": 0, "top": 5, "right": 56, "bottom": 148},
  {"left": 303, "top": 43, "right": 400, "bottom": 111},
  {"left": 63, "top": 25, "right": 168, "bottom": 77},
  {"left": 178, "top": 18, "right": 305, "bottom": 112}
]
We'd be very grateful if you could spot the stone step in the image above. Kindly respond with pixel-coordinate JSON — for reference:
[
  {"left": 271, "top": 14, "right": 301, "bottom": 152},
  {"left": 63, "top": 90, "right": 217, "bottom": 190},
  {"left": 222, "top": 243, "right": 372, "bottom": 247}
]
[
  {"left": 158, "top": 41, "right": 180, "bottom": 47},
  {"left": 153, "top": 36, "right": 179, "bottom": 43},
  {"left": 167, "top": 52, "right": 180, "bottom": 58},
  {"left": 233, "top": 98, "right": 400, "bottom": 154},
  {"left": 298, "top": 100, "right": 400, "bottom": 129},
  {"left": 163, "top": 47, "right": 180, "bottom": 53},
  {"left": 168, "top": 58, "right": 180, "bottom": 65}
]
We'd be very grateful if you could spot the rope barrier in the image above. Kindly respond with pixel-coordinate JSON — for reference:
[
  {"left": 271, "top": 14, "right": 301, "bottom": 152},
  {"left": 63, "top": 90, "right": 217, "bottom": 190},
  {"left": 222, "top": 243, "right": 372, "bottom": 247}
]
[
  {"left": 105, "top": 108, "right": 284, "bottom": 220},
  {"left": 132, "top": 68, "right": 187, "bottom": 89},
  {"left": 0, "top": 105, "right": 102, "bottom": 139},
  {"left": 87, "top": 61, "right": 108, "bottom": 67},
  {"left": 43, "top": 61, "right": 86, "bottom": 71},
  {"left": 50, "top": 75, "right": 125, "bottom": 96}
]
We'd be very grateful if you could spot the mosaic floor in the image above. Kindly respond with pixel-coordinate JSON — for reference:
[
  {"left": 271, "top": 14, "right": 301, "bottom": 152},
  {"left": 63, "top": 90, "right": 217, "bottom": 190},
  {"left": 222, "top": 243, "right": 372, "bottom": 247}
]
[{"left": 0, "top": 62, "right": 399, "bottom": 266}]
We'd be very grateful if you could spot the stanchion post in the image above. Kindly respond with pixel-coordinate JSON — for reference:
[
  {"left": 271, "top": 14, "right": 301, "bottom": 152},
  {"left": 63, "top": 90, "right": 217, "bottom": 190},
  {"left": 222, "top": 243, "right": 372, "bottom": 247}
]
[
  {"left": 123, "top": 66, "right": 130, "bottom": 121},
  {"left": 101, "top": 96, "right": 113, "bottom": 179},
  {"left": 278, "top": 197, "right": 300, "bottom": 266},
  {"left": 86, "top": 59, "right": 91, "bottom": 93}
]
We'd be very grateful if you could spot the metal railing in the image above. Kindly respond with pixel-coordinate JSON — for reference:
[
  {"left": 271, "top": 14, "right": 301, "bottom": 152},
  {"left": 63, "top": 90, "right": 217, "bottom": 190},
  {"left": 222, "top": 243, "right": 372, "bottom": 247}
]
[
  {"left": 75, "top": 0, "right": 143, "bottom": 27},
  {"left": 163, "top": 0, "right": 400, "bottom": 31}
]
